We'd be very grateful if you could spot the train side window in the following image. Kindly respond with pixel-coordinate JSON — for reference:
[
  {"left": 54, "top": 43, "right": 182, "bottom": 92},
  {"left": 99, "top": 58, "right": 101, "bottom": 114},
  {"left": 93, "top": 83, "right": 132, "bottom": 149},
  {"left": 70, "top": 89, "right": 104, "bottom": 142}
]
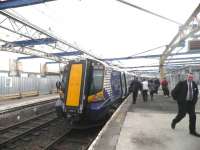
[{"left": 89, "top": 69, "right": 104, "bottom": 95}]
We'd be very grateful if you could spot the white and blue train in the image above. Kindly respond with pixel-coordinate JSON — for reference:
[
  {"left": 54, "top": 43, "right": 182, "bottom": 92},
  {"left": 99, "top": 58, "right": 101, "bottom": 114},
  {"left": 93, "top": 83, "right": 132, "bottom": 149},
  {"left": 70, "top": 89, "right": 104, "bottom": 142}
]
[{"left": 55, "top": 58, "right": 134, "bottom": 123}]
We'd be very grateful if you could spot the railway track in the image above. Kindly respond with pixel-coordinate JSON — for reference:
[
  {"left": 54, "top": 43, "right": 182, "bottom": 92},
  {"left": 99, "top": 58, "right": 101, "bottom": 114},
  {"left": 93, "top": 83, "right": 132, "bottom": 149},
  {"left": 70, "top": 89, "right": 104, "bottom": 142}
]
[
  {"left": 0, "top": 109, "right": 100, "bottom": 150},
  {"left": 0, "top": 98, "right": 123, "bottom": 150},
  {"left": 44, "top": 127, "right": 101, "bottom": 150},
  {"left": 0, "top": 98, "right": 57, "bottom": 128},
  {"left": 0, "top": 110, "right": 58, "bottom": 149}
]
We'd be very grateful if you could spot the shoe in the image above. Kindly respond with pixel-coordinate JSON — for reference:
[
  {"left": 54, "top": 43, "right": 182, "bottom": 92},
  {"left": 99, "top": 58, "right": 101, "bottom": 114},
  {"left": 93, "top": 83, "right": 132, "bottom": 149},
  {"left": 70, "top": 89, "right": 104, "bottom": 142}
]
[
  {"left": 171, "top": 121, "right": 176, "bottom": 129},
  {"left": 190, "top": 132, "right": 200, "bottom": 137}
]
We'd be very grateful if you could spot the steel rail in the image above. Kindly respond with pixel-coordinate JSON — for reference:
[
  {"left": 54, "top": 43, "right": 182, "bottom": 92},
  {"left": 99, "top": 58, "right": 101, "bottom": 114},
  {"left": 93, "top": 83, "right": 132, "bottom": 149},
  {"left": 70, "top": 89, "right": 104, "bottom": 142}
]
[{"left": 0, "top": 113, "right": 59, "bottom": 148}]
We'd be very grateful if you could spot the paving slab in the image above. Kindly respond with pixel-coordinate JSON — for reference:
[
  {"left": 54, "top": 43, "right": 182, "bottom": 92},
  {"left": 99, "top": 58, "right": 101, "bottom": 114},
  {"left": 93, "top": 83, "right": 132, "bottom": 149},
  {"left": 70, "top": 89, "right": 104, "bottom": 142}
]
[{"left": 116, "top": 112, "right": 200, "bottom": 150}]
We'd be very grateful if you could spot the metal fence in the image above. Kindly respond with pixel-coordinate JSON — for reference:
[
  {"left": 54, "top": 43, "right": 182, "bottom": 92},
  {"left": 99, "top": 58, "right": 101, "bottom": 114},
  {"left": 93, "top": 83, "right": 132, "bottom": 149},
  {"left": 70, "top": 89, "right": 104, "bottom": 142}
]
[{"left": 0, "top": 76, "right": 60, "bottom": 98}]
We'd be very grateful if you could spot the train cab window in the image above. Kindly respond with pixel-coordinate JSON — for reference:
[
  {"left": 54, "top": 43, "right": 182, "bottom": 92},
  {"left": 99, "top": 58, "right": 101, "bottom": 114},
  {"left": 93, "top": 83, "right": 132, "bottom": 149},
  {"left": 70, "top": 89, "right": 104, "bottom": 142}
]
[{"left": 89, "top": 69, "right": 104, "bottom": 95}]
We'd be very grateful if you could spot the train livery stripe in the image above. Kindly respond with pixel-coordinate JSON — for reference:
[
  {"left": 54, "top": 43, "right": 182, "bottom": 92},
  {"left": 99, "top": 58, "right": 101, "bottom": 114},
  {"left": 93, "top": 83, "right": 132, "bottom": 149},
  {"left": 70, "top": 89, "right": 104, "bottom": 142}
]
[
  {"left": 88, "top": 91, "right": 104, "bottom": 102},
  {"left": 66, "top": 64, "right": 83, "bottom": 107}
]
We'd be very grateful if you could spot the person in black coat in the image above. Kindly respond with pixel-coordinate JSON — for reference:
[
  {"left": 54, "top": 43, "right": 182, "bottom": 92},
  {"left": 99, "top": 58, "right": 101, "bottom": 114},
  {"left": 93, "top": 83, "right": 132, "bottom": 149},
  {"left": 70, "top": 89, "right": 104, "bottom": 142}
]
[
  {"left": 171, "top": 73, "right": 200, "bottom": 137},
  {"left": 154, "top": 78, "right": 160, "bottom": 94},
  {"left": 129, "top": 77, "right": 142, "bottom": 104}
]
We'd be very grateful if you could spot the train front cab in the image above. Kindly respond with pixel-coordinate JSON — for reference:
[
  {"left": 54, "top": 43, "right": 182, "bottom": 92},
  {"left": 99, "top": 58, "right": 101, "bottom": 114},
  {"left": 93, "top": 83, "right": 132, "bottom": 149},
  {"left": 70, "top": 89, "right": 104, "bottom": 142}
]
[{"left": 60, "top": 59, "right": 106, "bottom": 121}]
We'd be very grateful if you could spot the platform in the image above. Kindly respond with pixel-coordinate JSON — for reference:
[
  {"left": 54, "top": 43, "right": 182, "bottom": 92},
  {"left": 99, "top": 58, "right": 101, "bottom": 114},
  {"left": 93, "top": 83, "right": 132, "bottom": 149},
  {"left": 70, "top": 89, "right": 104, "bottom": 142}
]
[
  {"left": 89, "top": 93, "right": 200, "bottom": 150},
  {"left": 0, "top": 94, "right": 59, "bottom": 114}
]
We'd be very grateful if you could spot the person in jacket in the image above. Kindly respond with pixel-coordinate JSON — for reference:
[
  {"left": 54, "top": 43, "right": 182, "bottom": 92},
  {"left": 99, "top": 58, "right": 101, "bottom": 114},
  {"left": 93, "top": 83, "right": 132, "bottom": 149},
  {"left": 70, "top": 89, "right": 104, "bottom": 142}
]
[
  {"left": 129, "top": 77, "right": 142, "bottom": 104},
  {"left": 171, "top": 73, "right": 200, "bottom": 137},
  {"left": 148, "top": 79, "right": 156, "bottom": 101},
  {"left": 142, "top": 79, "right": 149, "bottom": 102},
  {"left": 154, "top": 78, "right": 160, "bottom": 94},
  {"left": 161, "top": 77, "right": 169, "bottom": 97}
]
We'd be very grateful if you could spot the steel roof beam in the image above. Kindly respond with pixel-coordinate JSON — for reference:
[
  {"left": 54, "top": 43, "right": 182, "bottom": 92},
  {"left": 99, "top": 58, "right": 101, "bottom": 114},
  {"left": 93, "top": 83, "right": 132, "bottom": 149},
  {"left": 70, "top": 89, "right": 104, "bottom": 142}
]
[
  {"left": 122, "top": 63, "right": 184, "bottom": 69},
  {"left": 2, "top": 38, "right": 57, "bottom": 48},
  {"left": 16, "top": 51, "right": 83, "bottom": 60},
  {"left": 166, "top": 56, "right": 200, "bottom": 61},
  {"left": 159, "top": 4, "right": 200, "bottom": 79},
  {"left": 45, "top": 62, "right": 59, "bottom": 64},
  {"left": 0, "top": 10, "right": 99, "bottom": 60},
  {"left": 122, "top": 65, "right": 160, "bottom": 69},
  {"left": 0, "top": 23, "right": 69, "bottom": 54},
  {"left": 102, "top": 51, "right": 200, "bottom": 61},
  {"left": 0, "top": 0, "right": 55, "bottom": 10},
  {"left": 0, "top": 46, "right": 65, "bottom": 62},
  {"left": 128, "top": 70, "right": 159, "bottom": 72},
  {"left": 165, "top": 59, "right": 200, "bottom": 64},
  {"left": 0, "top": 38, "right": 68, "bottom": 63}
]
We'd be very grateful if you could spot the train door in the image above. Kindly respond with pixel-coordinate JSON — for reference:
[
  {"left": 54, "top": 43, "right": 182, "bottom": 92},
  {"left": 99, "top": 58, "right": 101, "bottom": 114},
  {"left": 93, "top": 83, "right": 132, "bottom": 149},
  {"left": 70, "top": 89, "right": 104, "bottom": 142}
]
[
  {"left": 121, "top": 72, "right": 127, "bottom": 98},
  {"left": 64, "top": 60, "right": 88, "bottom": 114},
  {"left": 111, "top": 71, "right": 122, "bottom": 101}
]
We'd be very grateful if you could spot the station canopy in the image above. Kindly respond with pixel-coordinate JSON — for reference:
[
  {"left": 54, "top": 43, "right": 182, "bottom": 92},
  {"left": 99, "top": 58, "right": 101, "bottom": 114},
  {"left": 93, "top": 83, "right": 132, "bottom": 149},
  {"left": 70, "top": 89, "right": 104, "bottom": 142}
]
[{"left": 0, "top": 0, "right": 200, "bottom": 77}]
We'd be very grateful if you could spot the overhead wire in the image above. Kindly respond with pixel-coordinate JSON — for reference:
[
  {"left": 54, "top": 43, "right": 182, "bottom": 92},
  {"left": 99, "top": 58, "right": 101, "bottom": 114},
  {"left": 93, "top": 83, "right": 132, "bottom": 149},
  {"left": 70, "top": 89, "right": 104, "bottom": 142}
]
[
  {"left": 128, "top": 45, "right": 167, "bottom": 57},
  {"left": 116, "top": 0, "right": 183, "bottom": 26}
]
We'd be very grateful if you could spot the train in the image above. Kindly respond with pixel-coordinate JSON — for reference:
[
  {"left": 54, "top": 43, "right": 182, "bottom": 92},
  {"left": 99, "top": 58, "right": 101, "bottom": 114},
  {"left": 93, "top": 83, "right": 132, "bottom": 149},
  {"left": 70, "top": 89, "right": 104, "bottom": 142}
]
[{"left": 55, "top": 58, "right": 134, "bottom": 124}]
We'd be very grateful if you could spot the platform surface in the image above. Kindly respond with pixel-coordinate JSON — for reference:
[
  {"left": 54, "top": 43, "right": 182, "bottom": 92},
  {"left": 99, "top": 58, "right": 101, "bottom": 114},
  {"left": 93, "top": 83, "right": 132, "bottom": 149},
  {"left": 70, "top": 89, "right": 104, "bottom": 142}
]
[
  {"left": 117, "top": 112, "right": 200, "bottom": 150},
  {"left": 91, "top": 93, "right": 200, "bottom": 150},
  {"left": 0, "top": 94, "right": 59, "bottom": 113},
  {"left": 117, "top": 95, "right": 200, "bottom": 150}
]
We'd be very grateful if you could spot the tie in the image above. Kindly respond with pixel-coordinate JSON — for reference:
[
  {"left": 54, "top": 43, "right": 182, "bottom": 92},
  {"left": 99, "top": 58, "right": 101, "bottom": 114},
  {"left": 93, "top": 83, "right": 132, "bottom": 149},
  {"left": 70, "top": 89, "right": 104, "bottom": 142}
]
[{"left": 189, "top": 81, "right": 193, "bottom": 100}]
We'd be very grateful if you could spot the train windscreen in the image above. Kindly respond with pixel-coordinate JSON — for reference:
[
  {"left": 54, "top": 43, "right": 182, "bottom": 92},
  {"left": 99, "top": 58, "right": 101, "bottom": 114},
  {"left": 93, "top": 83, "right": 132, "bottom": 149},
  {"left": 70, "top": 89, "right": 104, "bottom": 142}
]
[{"left": 89, "top": 69, "right": 104, "bottom": 95}]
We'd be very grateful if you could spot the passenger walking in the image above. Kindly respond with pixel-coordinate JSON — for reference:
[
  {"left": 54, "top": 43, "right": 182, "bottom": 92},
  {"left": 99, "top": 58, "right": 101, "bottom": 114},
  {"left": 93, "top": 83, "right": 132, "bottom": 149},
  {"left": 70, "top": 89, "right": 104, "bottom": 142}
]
[
  {"left": 161, "top": 77, "right": 169, "bottom": 97},
  {"left": 154, "top": 78, "right": 160, "bottom": 94},
  {"left": 129, "top": 77, "right": 142, "bottom": 104},
  {"left": 148, "top": 79, "right": 155, "bottom": 101},
  {"left": 171, "top": 73, "right": 200, "bottom": 137},
  {"left": 56, "top": 80, "right": 61, "bottom": 93},
  {"left": 142, "top": 79, "right": 148, "bottom": 102}
]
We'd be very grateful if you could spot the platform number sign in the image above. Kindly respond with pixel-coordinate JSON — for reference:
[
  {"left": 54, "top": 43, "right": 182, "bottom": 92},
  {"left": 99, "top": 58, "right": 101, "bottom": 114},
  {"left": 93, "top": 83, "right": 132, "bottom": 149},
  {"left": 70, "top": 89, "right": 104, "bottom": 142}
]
[{"left": 5, "top": 77, "right": 13, "bottom": 88}]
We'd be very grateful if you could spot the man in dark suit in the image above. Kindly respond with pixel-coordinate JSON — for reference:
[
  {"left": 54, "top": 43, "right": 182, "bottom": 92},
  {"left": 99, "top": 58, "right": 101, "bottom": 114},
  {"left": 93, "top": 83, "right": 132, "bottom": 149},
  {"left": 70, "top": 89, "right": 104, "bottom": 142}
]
[
  {"left": 129, "top": 77, "right": 142, "bottom": 104},
  {"left": 171, "top": 73, "right": 200, "bottom": 137}
]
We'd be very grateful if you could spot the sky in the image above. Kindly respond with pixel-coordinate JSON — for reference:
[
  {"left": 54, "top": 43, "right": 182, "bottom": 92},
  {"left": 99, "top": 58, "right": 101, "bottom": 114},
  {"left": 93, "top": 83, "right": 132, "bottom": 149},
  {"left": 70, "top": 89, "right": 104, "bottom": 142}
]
[{"left": 0, "top": 0, "right": 200, "bottom": 73}]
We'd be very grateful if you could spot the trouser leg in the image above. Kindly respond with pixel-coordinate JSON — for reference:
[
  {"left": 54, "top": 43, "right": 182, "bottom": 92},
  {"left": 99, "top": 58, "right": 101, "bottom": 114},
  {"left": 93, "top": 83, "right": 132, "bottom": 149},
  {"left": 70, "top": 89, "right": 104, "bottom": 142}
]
[
  {"left": 187, "top": 102, "right": 196, "bottom": 133},
  {"left": 150, "top": 91, "right": 153, "bottom": 101},
  {"left": 162, "top": 87, "right": 165, "bottom": 96},
  {"left": 155, "top": 87, "right": 158, "bottom": 94},
  {"left": 166, "top": 88, "right": 169, "bottom": 96},
  {"left": 172, "top": 103, "right": 186, "bottom": 124},
  {"left": 142, "top": 91, "right": 145, "bottom": 101},
  {"left": 132, "top": 91, "right": 138, "bottom": 104},
  {"left": 146, "top": 91, "right": 148, "bottom": 101},
  {"left": 142, "top": 90, "right": 148, "bottom": 102}
]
